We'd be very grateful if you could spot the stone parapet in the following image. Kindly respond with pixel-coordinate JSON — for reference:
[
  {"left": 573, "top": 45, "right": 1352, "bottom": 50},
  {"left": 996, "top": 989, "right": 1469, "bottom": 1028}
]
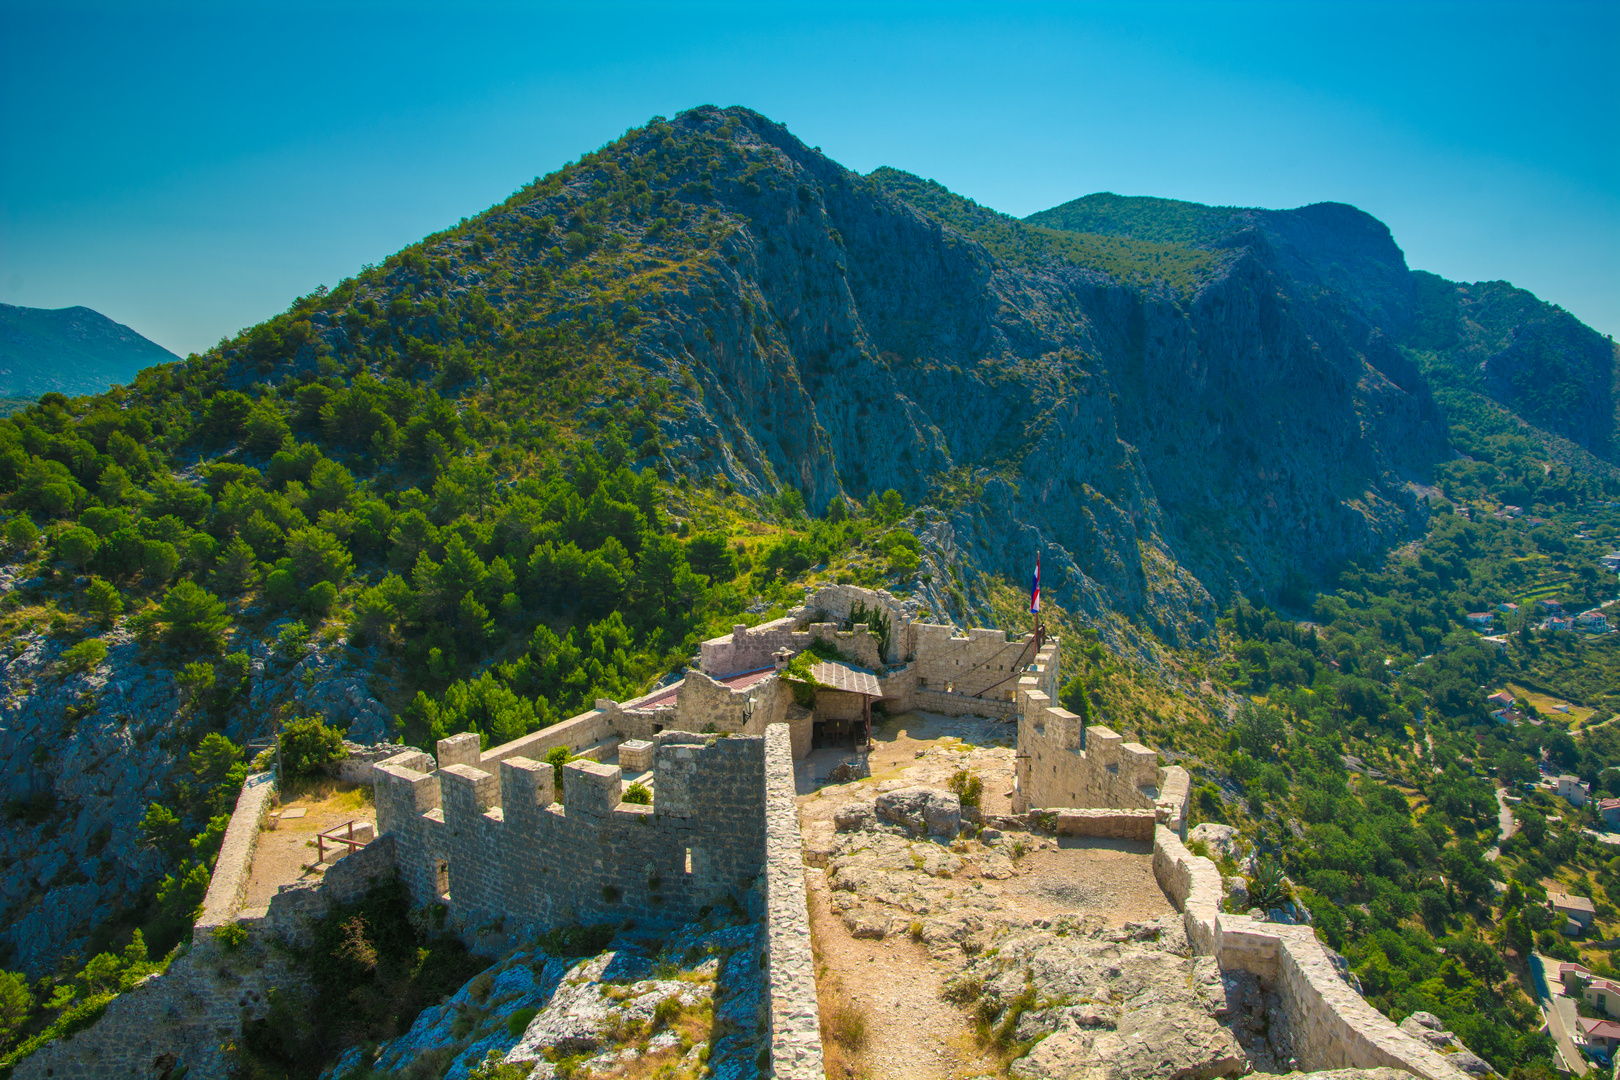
[
  {"left": 194, "top": 771, "right": 277, "bottom": 935},
  {"left": 1218, "top": 918, "right": 1470, "bottom": 1080},
  {"left": 1050, "top": 807, "right": 1157, "bottom": 840},
  {"left": 762, "top": 723, "right": 825, "bottom": 1078},
  {"left": 1152, "top": 824, "right": 1222, "bottom": 956},
  {"left": 1149, "top": 824, "right": 1469, "bottom": 1080}
]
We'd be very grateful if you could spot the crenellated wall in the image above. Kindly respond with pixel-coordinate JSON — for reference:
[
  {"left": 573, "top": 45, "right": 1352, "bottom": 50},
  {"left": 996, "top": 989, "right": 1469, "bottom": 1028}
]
[
  {"left": 1011, "top": 639, "right": 1167, "bottom": 814},
  {"left": 374, "top": 730, "right": 769, "bottom": 931}
]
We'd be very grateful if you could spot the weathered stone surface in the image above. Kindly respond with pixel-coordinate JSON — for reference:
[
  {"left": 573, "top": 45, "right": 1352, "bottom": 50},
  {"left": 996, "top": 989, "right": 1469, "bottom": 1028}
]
[
  {"left": 1397, "top": 1013, "right": 1495, "bottom": 1076},
  {"left": 875, "top": 785, "right": 961, "bottom": 836}
]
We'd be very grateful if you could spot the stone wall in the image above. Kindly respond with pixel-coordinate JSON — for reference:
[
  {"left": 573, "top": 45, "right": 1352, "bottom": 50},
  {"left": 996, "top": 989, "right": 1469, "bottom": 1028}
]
[
  {"left": 761, "top": 724, "right": 825, "bottom": 1078},
  {"left": 15, "top": 773, "right": 300, "bottom": 1079},
  {"left": 699, "top": 616, "right": 806, "bottom": 675},
  {"left": 913, "top": 687, "right": 1017, "bottom": 719},
  {"left": 1148, "top": 826, "right": 1469, "bottom": 1080},
  {"left": 374, "top": 731, "right": 769, "bottom": 932},
  {"left": 480, "top": 705, "right": 618, "bottom": 768},
  {"left": 907, "top": 624, "right": 1036, "bottom": 698},
  {"left": 194, "top": 771, "right": 278, "bottom": 934},
  {"left": 1049, "top": 808, "right": 1157, "bottom": 840},
  {"left": 264, "top": 833, "right": 399, "bottom": 948}
]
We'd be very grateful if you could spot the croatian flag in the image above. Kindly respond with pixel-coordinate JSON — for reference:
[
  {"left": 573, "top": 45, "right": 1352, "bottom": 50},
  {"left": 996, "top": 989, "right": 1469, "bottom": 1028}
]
[{"left": 1029, "top": 552, "right": 1041, "bottom": 614}]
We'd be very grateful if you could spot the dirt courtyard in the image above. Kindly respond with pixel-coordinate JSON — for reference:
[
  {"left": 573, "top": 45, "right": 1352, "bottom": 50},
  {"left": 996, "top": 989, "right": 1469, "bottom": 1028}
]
[
  {"left": 241, "top": 777, "right": 376, "bottom": 912},
  {"left": 798, "top": 711, "right": 1175, "bottom": 1079}
]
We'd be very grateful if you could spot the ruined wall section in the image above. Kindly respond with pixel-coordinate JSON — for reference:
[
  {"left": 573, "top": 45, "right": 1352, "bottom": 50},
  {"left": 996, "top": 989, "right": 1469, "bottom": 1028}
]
[
  {"left": 700, "top": 617, "right": 806, "bottom": 675},
  {"left": 375, "top": 732, "right": 768, "bottom": 932},
  {"left": 806, "top": 583, "right": 908, "bottom": 665}
]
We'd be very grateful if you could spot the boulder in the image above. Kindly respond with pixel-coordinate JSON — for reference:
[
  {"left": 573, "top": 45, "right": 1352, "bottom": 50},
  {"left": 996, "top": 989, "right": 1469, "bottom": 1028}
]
[
  {"left": 833, "top": 802, "right": 873, "bottom": 832},
  {"left": 1397, "top": 1013, "right": 1495, "bottom": 1076},
  {"left": 1190, "top": 821, "right": 1246, "bottom": 865},
  {"left": 875, "top": 785, "right": 961, "bottom": 836}
]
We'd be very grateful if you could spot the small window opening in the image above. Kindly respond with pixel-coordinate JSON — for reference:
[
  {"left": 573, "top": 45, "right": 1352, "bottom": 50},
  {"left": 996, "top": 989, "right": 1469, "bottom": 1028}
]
[
  {"left": 435, "top": 859, "right": 450, "bottom": 901},
  {"left": 684, "top": 847, "right": 693, "bottom": 874}
]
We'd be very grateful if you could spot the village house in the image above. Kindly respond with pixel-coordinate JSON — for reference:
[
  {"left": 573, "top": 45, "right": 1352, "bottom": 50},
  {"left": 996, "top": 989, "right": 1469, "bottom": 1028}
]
[
  {"left": 1551, "top": 891, "right": 1598, "bottom": 935},
  {"left": 1588, "top": 980, "right": 1620, "bottom": 1015},
  {"left": 1479, "top": 635, "right": 1510, "bottom": 655},
  {"left": 1465, "top": 612, "right": 1494, "bottom": 630},
  {"left": 1557, "top": 776, "right": 1591, "bottom": 807},
  {"left": 1580, "top": 1017, "right": 1620, "bottom": 1059},
  {"left": 1499, "top": 602, "right": 1520, "bottom": 614},
  {"left": 1562, "top": 962, "right": 1594, "bottom": 994},
  {"left": 1487, "top": 691, "right": 1516, "bottom": 709},
  {"left": 1600, "top": 798, "right": 1620, "bottom": 828},
  {"left": 1576, "top": 611, "right": 1611, "bottom": 634}
]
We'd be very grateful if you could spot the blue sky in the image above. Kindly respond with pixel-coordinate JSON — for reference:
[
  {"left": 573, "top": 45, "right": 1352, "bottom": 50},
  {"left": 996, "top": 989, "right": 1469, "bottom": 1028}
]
[{"left": 2, "top": 0, "right": 1616, "bottom": 355}]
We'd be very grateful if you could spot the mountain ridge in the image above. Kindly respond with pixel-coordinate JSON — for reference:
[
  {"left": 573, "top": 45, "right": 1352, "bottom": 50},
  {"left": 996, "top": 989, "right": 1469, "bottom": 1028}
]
[{"left": 0, "top": 303, "right": 179, "bottom": 398}]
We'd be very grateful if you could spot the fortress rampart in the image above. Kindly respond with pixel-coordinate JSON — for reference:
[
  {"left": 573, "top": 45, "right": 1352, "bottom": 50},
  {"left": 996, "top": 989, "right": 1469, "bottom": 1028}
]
[{"left": 374, "top": 729, "right": 768, "bottom": 929}]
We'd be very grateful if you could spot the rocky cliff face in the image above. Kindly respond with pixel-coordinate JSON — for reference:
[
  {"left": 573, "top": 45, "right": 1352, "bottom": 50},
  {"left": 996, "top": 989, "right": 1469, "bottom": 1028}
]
[
  {"left": 567, "top": 107, "right": 1449, "bottom": 640},
  {"left": 0, "top": 566, "right": 395, "bottom": 976}
]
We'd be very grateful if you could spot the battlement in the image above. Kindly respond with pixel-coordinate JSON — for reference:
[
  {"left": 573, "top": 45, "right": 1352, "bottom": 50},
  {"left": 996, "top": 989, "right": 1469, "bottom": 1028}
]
[
  {"left": 1012, "top": 643, "right": 1165, "bottom": 814},
  {"left": 375, "top": 730, "right": 768, "bottom": 928}
]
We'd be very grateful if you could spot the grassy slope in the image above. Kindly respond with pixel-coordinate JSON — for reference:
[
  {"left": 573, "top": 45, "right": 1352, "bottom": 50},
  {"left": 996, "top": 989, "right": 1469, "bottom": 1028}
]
[{"left": 870, "top": 168, "right": 1219, "bottom": 293}]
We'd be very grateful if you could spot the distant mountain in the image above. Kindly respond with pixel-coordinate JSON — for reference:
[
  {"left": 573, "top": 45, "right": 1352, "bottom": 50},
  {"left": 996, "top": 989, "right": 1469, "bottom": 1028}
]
[{"left": 0, "top": 303, "right": 178, "bottom": 398}]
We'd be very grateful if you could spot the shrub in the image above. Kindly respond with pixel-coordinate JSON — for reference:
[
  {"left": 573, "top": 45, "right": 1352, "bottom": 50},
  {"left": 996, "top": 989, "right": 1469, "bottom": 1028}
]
[
  {"left": 60, "top": 639, "right": 108, "bottom": 673},
  {"left": 623, "top": 781, "right": 651, "bottom": 805},
  {"left": 948, "top": 769, "right": 983, "bottom": 809},
  {"left": 545, "top": 746, "right": 573, "bottom": 790},
  {"left": 158, "top": 580, "right": 230, "bottom": 653},
  {"left": 274, "top": 620, "right": 310, "bottom": 662},
  {"left": 5, "top": 515, "right": 39, "bottom": 550},
  {"left": 213, "top": 922, "right": 249, "bottom": 950},
  {"left": 86, "top": 576, "right": 124, "bottom": 622},
  {"left": 506, "top": 1007, "right": 538, "bottom": 1038},
  {"left": 279, "top": 717, "right": 344, "bottom": 776}
]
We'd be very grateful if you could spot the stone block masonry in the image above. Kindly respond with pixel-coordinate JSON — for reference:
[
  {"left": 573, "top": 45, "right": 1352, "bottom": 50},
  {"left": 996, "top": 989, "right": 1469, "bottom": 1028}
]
[
  {"left": 15, "top": 772, "right": 306, "bottom": 1080},
  {"left": 375, "top": 729, "right": 769, "bottom": 932},
  {"left": 762, "top": 724, "right": 825, "bottom": 1079}
]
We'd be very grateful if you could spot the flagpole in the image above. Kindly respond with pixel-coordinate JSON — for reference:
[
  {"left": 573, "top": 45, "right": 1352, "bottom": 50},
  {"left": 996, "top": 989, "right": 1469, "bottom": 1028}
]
[{"left": 1031, "top": 550, "right": 1044, "bottom": 653}]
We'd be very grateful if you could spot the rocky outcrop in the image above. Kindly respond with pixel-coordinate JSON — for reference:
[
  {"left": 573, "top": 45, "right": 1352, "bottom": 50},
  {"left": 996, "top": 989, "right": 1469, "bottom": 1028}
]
[
  {"left": 324, "top": 917, "right": 765, "bottom": 1080},
  {"left": 0, "top": 576, "right": 397, "bottom": 976}
]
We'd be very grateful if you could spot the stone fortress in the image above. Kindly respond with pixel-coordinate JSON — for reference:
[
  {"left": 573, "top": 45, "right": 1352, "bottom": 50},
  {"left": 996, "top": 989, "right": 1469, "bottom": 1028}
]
[
  {"left": 365, "top": 584, "right": 1473, "bottom": 1079},
  {"left": 17, "top": 584, "right": 1476, "bottom": 1079}
]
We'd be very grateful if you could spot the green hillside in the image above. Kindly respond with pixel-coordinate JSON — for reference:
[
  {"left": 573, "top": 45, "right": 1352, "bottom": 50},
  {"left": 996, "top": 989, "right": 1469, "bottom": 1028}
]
[{"left": 871, "top": 168, "right": 1220, "bottom": 292}]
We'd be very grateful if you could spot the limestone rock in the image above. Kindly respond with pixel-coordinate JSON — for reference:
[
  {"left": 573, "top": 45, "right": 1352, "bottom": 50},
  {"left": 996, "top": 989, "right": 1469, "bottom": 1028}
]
[
  {"left": 1397, "top": 1013, "right": 1495, "bottom": 1076},
  {"left": 875, "top": 785, "right": 961, "bottom": 836},
  {"left": 833, "top": 802, "right": 874, "bottom": 831}
]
